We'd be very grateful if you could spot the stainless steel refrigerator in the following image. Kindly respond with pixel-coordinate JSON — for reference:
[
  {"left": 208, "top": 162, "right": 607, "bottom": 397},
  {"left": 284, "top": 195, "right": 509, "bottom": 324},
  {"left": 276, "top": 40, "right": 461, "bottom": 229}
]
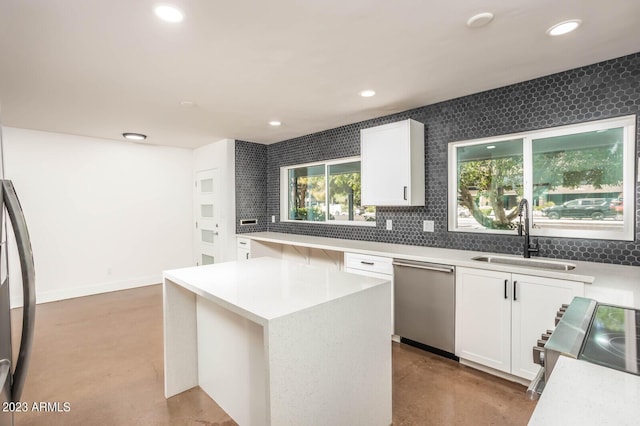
[{"left": 0, "top": 125, "right": 36, "bottom": 425}]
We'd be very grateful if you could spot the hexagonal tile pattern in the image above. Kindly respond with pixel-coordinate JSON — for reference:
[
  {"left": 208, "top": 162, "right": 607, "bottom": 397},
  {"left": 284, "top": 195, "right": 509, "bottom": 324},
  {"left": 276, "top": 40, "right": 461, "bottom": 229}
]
[
  {"left": 235, "top": 141, "right": 268, "bottom": 233},
  {"left": 236, "top": 52, "right": 640, "bottom": 266}
]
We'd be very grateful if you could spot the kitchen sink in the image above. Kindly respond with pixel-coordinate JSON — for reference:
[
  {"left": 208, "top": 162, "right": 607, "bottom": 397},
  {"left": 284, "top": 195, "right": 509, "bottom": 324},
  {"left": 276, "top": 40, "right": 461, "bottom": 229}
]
[{"left": 471, "top": 255, "right": 576, "bottom": 271}]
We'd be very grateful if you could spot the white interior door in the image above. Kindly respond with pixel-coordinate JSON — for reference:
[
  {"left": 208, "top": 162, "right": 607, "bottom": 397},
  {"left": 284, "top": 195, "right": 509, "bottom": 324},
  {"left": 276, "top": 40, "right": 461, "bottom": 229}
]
[{"left": 195, "top": 169, "right": 220, "bottom": 266}]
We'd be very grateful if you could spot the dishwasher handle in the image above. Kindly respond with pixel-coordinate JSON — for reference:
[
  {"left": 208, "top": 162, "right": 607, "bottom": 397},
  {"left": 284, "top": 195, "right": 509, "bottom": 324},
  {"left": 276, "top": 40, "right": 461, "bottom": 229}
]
[{"left": 392, "top": 260, "right": 454, "bottom": 273}]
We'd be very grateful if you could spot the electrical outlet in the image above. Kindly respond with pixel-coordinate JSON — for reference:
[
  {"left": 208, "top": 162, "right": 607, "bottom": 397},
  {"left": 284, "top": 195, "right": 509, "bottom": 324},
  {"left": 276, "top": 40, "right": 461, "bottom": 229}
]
[
  {"left": 272, "top": 215, "right": 275, "bottom": 223},
  {"left": 423, "top": 220, "right": 435, "bottom": 232},
  {"left": 386, "top": 219, "right": 392, "bottom": 230}
]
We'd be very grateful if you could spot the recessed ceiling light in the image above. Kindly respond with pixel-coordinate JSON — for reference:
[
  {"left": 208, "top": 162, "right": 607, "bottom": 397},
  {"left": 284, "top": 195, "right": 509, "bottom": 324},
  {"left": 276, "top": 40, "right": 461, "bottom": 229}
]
[
  {"left": 547, "top": 19, "right": 581, "bottom": 36},
  {"left": 486, "top": 145, "right": 496, "bottom": 150},
  {"left": 122, "top": 133, "right": 147, "bottom": 141},
  {"left": 360, "top": 90, "right": 376, "bottom": 98},
  {"left": 269, "top": 121, "right": 281, "bottom": 127},
  {"left": 466, "top": 12, "right": 494, "bottom": 28},
  {"left": 154, "top": 5, "right": 184, "bottom": 23}
]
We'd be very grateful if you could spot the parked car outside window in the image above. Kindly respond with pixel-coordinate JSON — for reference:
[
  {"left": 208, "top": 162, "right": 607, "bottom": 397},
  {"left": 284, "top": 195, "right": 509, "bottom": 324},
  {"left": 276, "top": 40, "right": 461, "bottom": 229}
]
[
  {"left": 541, "top": 198, "right": 615, "bottom": 220},
  {"left": 610, "top": 198, "right": 623, "bottom": 213}
]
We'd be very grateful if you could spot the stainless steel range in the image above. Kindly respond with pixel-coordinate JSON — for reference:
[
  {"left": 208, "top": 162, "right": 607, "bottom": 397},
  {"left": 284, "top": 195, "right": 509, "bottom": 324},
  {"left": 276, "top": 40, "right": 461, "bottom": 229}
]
[
  {"left": 528, "top": 296, "right": 640, "bottom": 399},
  {"left": 580, "top": 302, "right": 639, "bottom": 375}
]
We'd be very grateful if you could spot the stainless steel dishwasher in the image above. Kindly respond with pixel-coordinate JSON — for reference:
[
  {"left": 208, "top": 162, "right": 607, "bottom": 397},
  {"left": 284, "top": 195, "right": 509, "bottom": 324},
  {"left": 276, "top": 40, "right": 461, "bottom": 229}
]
[{"left": 392, "top": 259, "right": 456, "bottom": 358}]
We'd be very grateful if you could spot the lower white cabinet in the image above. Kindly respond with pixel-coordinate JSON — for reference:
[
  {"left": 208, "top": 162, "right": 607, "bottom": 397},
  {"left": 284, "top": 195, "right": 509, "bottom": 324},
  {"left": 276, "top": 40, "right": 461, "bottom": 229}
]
[
  {"left": 344, "top": 252, "right": 395, "bottom": 336},
  {"left": 236, "top": 237, "right": 251, "bottom": 261},
  {"left": 455, "top": 267, "right": 584, "bottom": 380}
]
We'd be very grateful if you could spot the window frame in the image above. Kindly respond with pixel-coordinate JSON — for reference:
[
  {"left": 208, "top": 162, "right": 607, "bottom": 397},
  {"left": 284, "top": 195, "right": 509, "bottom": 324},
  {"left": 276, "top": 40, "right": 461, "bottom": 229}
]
[
  {"left": 448, "top": 115, "right": 636, "bottom": 241},
  {"left": 279, "top": 156, "right": 376, "bottom": 227}
]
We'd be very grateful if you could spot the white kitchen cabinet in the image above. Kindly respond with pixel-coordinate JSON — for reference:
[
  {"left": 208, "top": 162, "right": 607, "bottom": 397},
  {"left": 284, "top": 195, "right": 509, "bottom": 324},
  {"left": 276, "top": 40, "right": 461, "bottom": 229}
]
[
  {"left": 455, "top": 267, "right": 584, "bottom": 380},
  {"left": 236, "top": 236, "right": 281, "bottom": 261},
  {"left": 344, "top": 252, "right": 395, "bottom": 337},
  {"left": 456, "top": 268, "right": 512, "bottom": 373},
  {"left": 510, "top": 273, "right": 585, "bottom": 379},
  {"left": 236, "top": 237, "right": 251, "bottom": 261},
  {"left": 360, "top": 119, "right": 425, "bottom": 206}
]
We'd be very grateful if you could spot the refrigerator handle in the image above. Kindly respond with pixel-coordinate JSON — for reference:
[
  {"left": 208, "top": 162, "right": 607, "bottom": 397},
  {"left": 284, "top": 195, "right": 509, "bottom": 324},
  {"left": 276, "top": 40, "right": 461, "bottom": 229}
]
[
  {"left": 0, "top": 359, "right": 10, "bottom": 390},
  {"left": 2, "top": 180, "right": 36, "bottom": 402}
]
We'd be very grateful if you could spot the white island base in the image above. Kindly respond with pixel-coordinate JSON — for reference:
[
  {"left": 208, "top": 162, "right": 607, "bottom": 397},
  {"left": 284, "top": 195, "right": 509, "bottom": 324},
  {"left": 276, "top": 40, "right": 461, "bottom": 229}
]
[{"left": 163, "top": 257, "right": 392, "bottom": 426}]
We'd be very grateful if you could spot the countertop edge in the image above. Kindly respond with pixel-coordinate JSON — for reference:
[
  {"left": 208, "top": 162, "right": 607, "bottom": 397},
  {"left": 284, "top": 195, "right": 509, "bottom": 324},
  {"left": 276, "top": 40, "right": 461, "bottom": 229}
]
[
  {"left": 528, "top": 356, "right": 640, "bottom": 425},
  {"left": 237, "top": 232, "right": 598, "bottom": 283},
  {"left": 164, "top": 258, "right": 392, "bottom": 325},
  {"left": 163, "top": 271, "right": 270, "bottom": 326}
]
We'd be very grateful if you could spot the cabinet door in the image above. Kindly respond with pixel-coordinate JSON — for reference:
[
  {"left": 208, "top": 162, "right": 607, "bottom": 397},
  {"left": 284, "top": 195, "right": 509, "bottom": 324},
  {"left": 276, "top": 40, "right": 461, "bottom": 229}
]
[
  {"left": 361, "top": 121, "right": 410, "bottom": 205},
  {"left": 510, "top": 274, "right": 584, "bottom": 380},
  {"left": 237, "top": 247, "right": 251, "bottom": 261},
  {"left": 456, "top": 267, "right": 512, "bottom": 373}
]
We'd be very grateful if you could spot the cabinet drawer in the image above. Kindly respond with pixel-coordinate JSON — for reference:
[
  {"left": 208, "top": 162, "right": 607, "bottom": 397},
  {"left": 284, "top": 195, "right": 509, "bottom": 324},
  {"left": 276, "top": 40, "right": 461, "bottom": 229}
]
[
  {"left": 344, "top": 252, "right": 393, "bottom": 275},
  {"left": 237, "top": 237, "right": 251, "bottom": 249}
]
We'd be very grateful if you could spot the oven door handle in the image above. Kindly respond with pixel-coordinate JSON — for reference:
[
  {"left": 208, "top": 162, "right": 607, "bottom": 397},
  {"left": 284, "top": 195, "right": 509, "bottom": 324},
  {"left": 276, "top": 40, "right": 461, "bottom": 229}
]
[{"left": 526, "top": 367, "right": 545, "bottom": 400}]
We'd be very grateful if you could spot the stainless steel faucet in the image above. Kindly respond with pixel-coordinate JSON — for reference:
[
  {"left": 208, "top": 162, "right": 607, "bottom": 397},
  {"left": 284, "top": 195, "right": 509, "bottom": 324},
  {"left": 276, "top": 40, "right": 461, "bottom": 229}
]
[{"left": 517, "top": 199, "right": 539, "bottom": 258}]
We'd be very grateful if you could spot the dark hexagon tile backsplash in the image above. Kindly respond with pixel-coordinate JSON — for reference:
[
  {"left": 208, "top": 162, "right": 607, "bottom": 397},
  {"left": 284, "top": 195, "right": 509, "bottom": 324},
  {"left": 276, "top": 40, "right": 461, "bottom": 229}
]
[
  {"left": 236, "top": 52, "right": 640, "bottom": 266},
  {"left": 235, "top": 141, "right": 268, "bottom": 234}
]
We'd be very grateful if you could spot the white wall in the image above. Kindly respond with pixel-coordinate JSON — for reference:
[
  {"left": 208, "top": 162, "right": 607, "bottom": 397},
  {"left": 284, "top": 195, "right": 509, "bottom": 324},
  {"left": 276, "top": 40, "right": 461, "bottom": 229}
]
[
  {"left": 193, "top": 139, "right": 236, "bottom": 263},
  {"left": 3, "top": 127, "right": 193, "bottom": 306}
]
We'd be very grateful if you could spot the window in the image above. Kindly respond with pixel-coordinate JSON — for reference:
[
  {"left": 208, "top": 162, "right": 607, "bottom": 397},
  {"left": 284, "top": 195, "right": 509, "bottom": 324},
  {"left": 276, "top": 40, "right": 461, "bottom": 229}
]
[
  {"left": 449, "top": 115, "right": 636, "bottom": 240},
  {"left": 280, "top": 157, "right": 376, "bottom": 225}
]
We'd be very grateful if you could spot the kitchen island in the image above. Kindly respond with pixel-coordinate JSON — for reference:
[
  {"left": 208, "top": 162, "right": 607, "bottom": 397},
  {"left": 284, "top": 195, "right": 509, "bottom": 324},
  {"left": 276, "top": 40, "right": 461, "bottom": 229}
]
[{"left": 163, "top": 257, "right": 392, "bottom": 426}]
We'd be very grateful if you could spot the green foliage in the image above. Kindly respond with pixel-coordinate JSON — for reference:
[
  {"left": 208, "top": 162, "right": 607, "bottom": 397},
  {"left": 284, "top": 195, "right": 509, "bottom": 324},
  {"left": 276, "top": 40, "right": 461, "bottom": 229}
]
[
  {"left": 329, "top": 172, "right": 361, "bottom": 206},
  {"left": 289, "top": 164, "right": 373, "bottom": 222},
  {"left": 458, "top": 156, "right": 523, "bottom": 229},
  {"left": 532, "top": 147, "right": 622, "bottom": 198},
  {"left": 534, "top": 201, "right": 555, "bottom": 211},
  {"left": 479, "top": 206, "right": 493, "bottom": 216},
  {"left": 293, "top": 206, "right": 325, "bottom": 221},
  {"left": 457, "top": 143, "right": 622, "bottom": 230}
]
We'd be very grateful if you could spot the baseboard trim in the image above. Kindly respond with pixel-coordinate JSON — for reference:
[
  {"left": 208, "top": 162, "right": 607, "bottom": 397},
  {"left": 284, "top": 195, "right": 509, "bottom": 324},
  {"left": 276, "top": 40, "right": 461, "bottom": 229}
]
[
  {"left": 10, "top": 274, "right": 162, "bottom": 308},
  {"left": 459, "top": 358, "right": 531, "bottom": 386}
]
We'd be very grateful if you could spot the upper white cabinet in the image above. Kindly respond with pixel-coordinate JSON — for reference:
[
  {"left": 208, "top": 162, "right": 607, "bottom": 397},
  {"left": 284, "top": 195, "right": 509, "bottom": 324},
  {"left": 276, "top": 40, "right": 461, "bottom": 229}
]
[{"left": 360, "top": 119, "right": 425, "bottom": 206}]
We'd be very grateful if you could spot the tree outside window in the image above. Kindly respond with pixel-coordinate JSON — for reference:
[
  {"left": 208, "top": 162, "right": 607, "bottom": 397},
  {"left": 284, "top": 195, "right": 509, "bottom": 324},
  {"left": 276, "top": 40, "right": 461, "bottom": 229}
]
[
  {"left": 284, "top": 159, "right": 376, "bottom": 224},
  {"left": 450, "top": 116, "right": 635, "bottom": 240}
]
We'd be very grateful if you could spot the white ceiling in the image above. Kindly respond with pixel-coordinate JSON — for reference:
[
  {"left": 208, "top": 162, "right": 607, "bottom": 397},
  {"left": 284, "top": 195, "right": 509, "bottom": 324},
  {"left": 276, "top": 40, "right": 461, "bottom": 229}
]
[{"left": 1, "top": 0, "right": 639, "bottom": 149}]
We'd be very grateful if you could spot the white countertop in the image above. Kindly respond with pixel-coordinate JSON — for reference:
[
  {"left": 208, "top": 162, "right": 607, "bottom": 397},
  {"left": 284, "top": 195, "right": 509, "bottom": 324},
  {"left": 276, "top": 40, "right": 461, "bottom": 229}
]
[
  {"left": 528, "top": 356, "right": 640, "bottom": 425},
  {"left": 239, "top": 232, "right": 640, "bottom": 308},
  {"left": 237, "top": 232, "right": 640, "bottom": 424},
  {"left": 163, "top": 256, "right": 389, "bottom": 325}
]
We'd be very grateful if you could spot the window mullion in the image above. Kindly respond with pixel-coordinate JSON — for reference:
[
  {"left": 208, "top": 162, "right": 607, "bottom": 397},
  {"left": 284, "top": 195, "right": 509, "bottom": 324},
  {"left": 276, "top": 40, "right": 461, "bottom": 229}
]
[
  {"left": 522, "top": 137, "right": 534, "bottom": 233},
  {"left": 325, "top": 163, "right": 329, "bottom": 223}
]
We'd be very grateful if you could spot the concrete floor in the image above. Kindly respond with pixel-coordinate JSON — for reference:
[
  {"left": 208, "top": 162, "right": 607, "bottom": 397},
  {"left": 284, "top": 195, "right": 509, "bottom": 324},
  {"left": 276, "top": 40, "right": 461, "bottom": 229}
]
[{"left": 12, "top": 285, "right": 536, "bottom": 425}]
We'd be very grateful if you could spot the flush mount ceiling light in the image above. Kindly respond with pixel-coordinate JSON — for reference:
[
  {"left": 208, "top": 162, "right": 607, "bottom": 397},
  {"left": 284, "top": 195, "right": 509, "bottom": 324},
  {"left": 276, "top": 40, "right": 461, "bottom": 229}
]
[
  {"left": 547, "top": 19, "right": 581, "bottom": 36},
  {"left": 154, "top": 5, "right": 184, "bottom": 22},
  {"left": 359, "top": 90, "right": 376, "bottom": 98},
  {"left": 466, "top": 12, "right": 494, "bottom": 28},
  {"left": 122, "top": 132, "right": 147, "bottom": 141},
  {"left": 269, "top": 121, "right": 282, "bottom": 127}
]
